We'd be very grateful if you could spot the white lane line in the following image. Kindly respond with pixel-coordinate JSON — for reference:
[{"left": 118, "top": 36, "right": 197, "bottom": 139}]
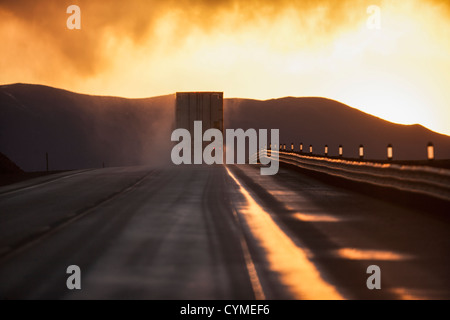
[
  {"left": 0, "top": 171, "right": 153, "bottom": 264},
  {"left": 230, "top": 205, "right": 266, "bottom": 300},
  {"left": 226, "top": 167, "right": 343, "bottom": 300},
  {"left": 0, "top": 169, "right": 95, "bottom": 196}
]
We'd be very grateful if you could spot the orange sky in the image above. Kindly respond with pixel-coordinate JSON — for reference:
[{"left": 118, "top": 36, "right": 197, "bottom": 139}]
[{"left": 1, "top": 0, "right": 450, "bottom": 135}]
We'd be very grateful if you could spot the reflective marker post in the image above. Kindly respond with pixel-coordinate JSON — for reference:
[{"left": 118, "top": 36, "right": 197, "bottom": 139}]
[
  {"left": 387, "top": 144, "right": 393, "bottom": 161},
  {"left": 427, "top": 142, "right": 434, "bottom": 161}
]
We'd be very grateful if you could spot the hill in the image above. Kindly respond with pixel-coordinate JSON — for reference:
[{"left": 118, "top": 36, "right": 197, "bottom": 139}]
[
  {"left": 1, "top": 84, "right": 449, "bottom": 171},
  {"left": 0, "top": 151, "right": 23, "bottom": 174},
  {"left": 0, "top": 84, "right": 174, "bottom": 171},
  {"left": 225, "top": 97, "right": 450, "bottom": 160}
]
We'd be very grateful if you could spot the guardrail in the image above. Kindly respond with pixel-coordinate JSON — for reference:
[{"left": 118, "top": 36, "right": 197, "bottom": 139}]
[
  {"left": 274, "top": 142, "right": 436, "bottom": 161},
  {"left": 256, "top": 149, "right": 450, "bottom": 202}
]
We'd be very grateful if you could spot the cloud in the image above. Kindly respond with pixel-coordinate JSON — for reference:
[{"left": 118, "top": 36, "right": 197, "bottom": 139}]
[
  {"left": 1, "top": 0, "right": 450, "bottom": 137},
  {"left": 0, "top": 0, "right": 381, "bottom": 80}
]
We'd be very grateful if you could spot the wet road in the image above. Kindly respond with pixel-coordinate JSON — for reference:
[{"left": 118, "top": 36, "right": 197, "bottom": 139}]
[{"left": 0, "top": 164, "right": 449, "bottom": 299}]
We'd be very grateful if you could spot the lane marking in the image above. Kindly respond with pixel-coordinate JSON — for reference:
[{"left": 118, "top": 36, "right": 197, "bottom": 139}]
[
  {"left": 0, "top": 169, "right": 95, "bottom": 196},
  {"left": 226, "top": 167, "right": 343, "bottom": 300},
  {"left": 0, "top": 171, "right": 153, "bottom": 264},
  {"left": 230, "top": 206, "right": 266, "bottom": 300}
]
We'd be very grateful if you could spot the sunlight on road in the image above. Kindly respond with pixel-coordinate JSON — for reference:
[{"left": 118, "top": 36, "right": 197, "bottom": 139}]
[
  {"left": 292, "top": 212, "right": 341, "bottom": 222},
  {"left": 390, "top": 287, "right": 424, "bottom": 300},
  {"left": 226, "top": 167, "right": 343, "bottom": 300},
  {"left": 335, "top": 248, "right": 411, "bottom": 261}
]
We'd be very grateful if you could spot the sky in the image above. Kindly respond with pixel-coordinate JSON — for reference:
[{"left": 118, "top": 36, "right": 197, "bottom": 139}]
[{"left": 1, "top": 0, "right": 450, "bottom": 136}]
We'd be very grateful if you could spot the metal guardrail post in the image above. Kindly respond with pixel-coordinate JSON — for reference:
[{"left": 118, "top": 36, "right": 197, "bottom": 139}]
[{"left": 273, "top": 150, "right": 450, "bottom": 202}]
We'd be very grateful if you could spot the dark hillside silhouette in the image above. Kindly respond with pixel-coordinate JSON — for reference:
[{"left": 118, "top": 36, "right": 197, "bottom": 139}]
[
  {"left": 225, "top": 97, "right": 450, "bottom": 160},
  {"left": 0, "top": 151, "right": 23, "bottom": 174},
  {"left": 0, "top": 84, "right": 174, "bottom": 171},
  {"left": 1, "top": 84, "right": 449, "bottom": 171}
]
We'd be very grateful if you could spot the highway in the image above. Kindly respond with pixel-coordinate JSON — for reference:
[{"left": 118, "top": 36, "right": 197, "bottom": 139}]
[{"left": 0, "top": 164, "right": 449, "bottom": 299}]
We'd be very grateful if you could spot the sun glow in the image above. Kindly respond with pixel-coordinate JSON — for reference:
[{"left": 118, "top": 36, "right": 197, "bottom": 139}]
[{"left": 1, "top": 0, "right": 450, "bottom": 135}]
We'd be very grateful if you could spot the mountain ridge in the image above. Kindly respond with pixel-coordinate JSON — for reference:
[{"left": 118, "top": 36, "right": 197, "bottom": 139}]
[
  {"left": 224, "top": 96, "right": 450, "bottom": 159},
  {"left": 1, "top": 83, "right": 449, "bottom": 171}
]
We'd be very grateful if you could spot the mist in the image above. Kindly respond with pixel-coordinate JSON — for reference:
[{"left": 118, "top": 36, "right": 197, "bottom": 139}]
[
  {"left": 2, "top": 0, "right": 450, "bottom": 135},
  {"left": 0, "top": 84, "right": 175, "bottom": 171}
]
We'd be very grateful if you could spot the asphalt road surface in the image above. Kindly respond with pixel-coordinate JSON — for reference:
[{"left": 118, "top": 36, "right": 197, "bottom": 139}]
[{"left": 0, "top": 164, "right": 449, "bottom": 299}]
